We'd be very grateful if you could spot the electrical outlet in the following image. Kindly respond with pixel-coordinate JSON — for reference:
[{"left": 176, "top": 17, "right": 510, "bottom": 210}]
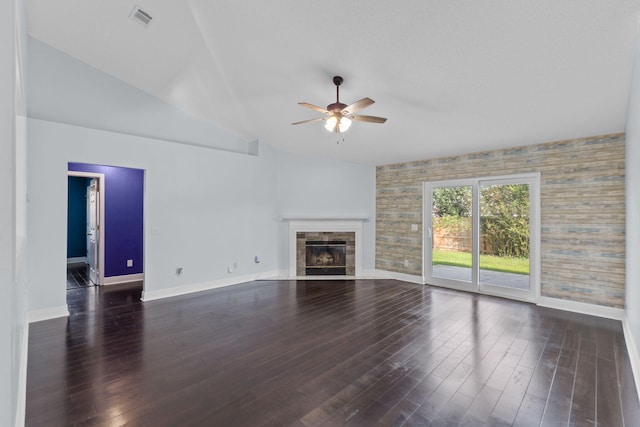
[
  {"left": 404, "top": 260, "right": 409, "bottom": 267},
  {"left": 411, "top": 224, "right": 419, "bottom": 231},
  {"left": 228, "top": 262, "right": 239, "bottom": 274},
  {"left": 127, "top": 259, "right": 133, "bottom": 267}
]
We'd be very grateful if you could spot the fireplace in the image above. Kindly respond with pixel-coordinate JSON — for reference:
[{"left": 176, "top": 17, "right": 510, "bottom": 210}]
[
  {"left": 305, "top": 241, "right": 346, "bottom": 275},
  {"left": 296, "top": 231, "right": 355, "bottom": 276},
  {"left": 286, "top": 218, "right": 365, "bottom": 278}
]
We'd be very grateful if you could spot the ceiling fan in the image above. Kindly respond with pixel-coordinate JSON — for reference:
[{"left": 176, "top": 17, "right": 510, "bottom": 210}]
[{"left": 292, "top": 76, "right": 387, "bottom": 133}]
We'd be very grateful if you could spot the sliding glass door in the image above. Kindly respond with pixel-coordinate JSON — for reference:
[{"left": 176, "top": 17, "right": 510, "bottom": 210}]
[{"left": 425, "top": 174, "right": 539, "bottom": 302}]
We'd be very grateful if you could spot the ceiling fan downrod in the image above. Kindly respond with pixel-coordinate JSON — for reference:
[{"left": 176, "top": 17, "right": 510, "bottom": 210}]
[
  {"left": 328, "top": 76, "right": 346, "bottom": 112},
  {"left": 333, "top": 75, "right": 343, "bottom": 103}
]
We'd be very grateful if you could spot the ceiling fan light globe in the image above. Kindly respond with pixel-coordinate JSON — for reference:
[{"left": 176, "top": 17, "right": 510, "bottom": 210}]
[
  {"left": 324, "top": 116, "right": 337, "bottom": 132},
  {"left": 339, "top": 117, "right": 352, "bottom": 132},
  {"left": 324, "top": 116, "right": 351, "bottom": 133}
]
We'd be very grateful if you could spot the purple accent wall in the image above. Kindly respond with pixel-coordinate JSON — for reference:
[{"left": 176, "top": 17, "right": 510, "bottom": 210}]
[{"left": 68, "top": 162, "right": 144, "bottom": 277}]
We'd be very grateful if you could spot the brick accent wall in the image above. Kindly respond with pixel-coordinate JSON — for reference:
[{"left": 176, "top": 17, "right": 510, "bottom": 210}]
[{"left": 376, "top": 133, "right": 625, "bottom": 308}]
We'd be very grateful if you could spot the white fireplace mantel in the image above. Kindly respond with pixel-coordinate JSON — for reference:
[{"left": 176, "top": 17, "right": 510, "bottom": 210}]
[{"left": 285, "top": 218, "right": 365, "bottom": 278}]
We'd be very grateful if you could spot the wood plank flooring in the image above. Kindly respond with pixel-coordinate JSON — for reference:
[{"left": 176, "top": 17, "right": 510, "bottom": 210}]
[
  {"left": 66, "top": 263, "right": 93, "bottom": 290},
  {"left": 26, "top": 279, "right": 640, "bottom": 426}
]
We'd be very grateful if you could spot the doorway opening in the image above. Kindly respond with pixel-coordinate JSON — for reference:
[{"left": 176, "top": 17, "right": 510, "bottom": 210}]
[
  {"left": 424, "top": 173, "right": 540, "bottom": 302},
  {"left": 67, "top": 162, "right": 145, "bottom": 313}
]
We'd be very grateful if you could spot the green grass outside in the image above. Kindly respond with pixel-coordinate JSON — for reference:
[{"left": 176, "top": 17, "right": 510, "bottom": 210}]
[{"left": 432, "top": 249, "right": 529, "bottom": 275}]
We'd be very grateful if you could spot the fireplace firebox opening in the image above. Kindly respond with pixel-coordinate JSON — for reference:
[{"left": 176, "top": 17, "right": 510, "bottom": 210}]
[{"left": 305, "top": 240, "right": 346, "bottom": 275}]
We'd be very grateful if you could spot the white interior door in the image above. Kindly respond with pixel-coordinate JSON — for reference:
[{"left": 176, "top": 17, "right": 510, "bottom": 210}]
[{"left": 86, "top": 178, "right": 100, "bottom": 285}]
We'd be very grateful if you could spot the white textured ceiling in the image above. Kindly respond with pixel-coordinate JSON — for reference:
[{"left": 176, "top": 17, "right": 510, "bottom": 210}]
[{"left": 26, "top": 0, "right": 640, "bottom": 165}]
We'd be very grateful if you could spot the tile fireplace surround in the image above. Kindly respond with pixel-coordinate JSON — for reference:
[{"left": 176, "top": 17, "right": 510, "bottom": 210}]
[
  {"left": 297, "top": 232, "right": 355, "bottom": 276},
  {"left": 286, "top": 218, "right": 365, "bottom": 278}
]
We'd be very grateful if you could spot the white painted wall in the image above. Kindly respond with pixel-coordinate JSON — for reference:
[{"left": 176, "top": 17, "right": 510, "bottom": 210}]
[
  {"left": 2, "top": 0, "right": 28, "bottom": 425},
  {"left": 27, "top": 38, "right": 251, "bottom": 155},
  {"left": 28, "top": 118, "right": 280, "bottom": 310},
  {"left": 0, "top": 0, "right": 16, "bottom": 422},
  {"left": 25, "top": 39, "right": 283, "bottom": 312},
  {"left": 276, "top": 150, "right": 376, "bottom": 272},
  {"left": 626, "top": 32, "right": 640, "bottom": 383}
]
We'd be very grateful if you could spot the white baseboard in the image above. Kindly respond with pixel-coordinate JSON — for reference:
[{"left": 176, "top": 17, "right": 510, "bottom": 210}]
[
  {"left": 15, "top": 319, "right": 28, "bottom": 427},
  {"left": 361, "top": 268, "right": 382, "bottom": 279},
  {"left": 251, "top": 269, "right": 384, "bottom": 281},
  {"left": 373, "top": 269, "right": 425, "bottom": 285},
  {"left": 103, "top": 273, "right": 144, "bottom": 285},
  {"left": 537, "top": 296, "right": 624, "bottom": 320},
  {"left": 140, "top": 271, "right": 393, "bottom": 300},
  {"left": 287, "top": 275, "right": 359, "bottom": 280},
  {"left": 67, "top": 257, "right": 87, "bottom": 264},
  {"left": 141, "top": 270, "right": 282, "bottom": 302},
  {"left": 28, "top": 305, "right": 69, "bottom": 323},
  {"left": 622, "top": 315, "right": 640, "bottom": 407},
  {"left": 254, "top": 269, "right": 289, "bottom": 280},
  {"left": 370, "top": 273, "right": 626, "bottom": 321}
]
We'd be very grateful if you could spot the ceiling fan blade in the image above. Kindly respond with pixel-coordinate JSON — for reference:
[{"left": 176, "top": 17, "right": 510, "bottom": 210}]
[
  {"left": 350, "top": 114, "right": 387, "bottom": 124},
  {"left": 291, "top": 117, "right": 326, "bottom": 125},
  {"left": 343, "top": 97, "right": 374, "bottom": 114},
  {"left": 298, "top": 102, "right": 330, "bottom": 114}
]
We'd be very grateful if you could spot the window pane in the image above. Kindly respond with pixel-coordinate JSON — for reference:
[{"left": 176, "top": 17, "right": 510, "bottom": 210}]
[
  {"left": 479, "top": 183, "right": 530, "bottom": 290},
  {"left": 431, "top": 185, "right": 472, "bottom": 283}
]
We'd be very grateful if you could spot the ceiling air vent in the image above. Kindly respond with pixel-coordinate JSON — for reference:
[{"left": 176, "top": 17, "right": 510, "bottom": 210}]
[{"left": 129, "top": 6, "right": 153, "bottom": 27}]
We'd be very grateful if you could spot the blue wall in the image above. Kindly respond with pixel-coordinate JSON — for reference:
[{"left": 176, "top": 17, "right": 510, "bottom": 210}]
[
  {"left": 68, "top": 162, "right": 144, "bottom": 277},
  {"left": 67, "top": 176, "right": 89, "bottom": 258}
]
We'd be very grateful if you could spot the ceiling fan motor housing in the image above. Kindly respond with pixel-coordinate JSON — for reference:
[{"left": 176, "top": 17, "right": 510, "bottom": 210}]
[{"left": 327, "top": 102, "right": 347, "bottom": 112}]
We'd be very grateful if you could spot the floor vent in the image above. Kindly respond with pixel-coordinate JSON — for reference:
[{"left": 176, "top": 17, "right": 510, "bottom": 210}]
[{"left": 129, "top": 6, "right": 152, "bottom": 27}]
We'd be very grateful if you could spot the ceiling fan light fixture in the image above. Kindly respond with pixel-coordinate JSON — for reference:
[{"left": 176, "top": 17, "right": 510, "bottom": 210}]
[
  {"left": 293, "top": 75, "right": 386, "bottom": 133},
  {"left": 324, "top": 115, "right": 352, "bottom": 133}
]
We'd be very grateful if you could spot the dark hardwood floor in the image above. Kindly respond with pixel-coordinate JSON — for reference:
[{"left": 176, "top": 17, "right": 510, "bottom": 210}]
[
  {"left": 26, "top": 279, "right": 640, "bottom": 426},
  {"left": 66, "top": 263, "right": 93, "bottom": 290}
]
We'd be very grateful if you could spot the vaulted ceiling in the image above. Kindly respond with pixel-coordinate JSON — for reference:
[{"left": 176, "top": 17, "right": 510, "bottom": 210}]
[{"left": 26, "top": 0, "right": 640, "bottom": 165}]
